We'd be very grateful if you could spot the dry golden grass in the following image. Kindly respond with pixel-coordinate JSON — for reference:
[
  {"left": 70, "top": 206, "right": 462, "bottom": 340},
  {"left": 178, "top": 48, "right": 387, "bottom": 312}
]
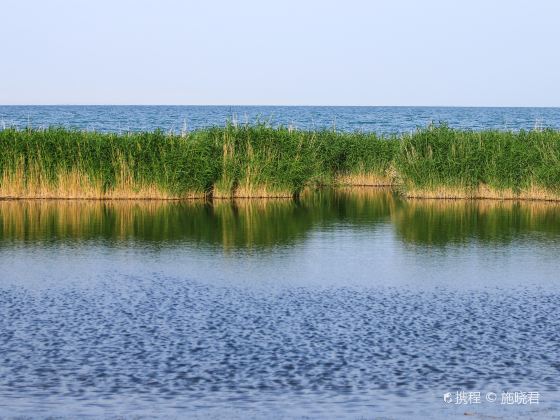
[
  {"left": 232, "top": 182, "right": 293, "bottom": 198},
  {"left": 335, "top": 171, "right": 394, "bottom": 186},
  {"left": 332, "top": 185, "right": 395, "bottom": 198},
  {"left": 0, "top": 163, "right": 205, "bottom": 200},
  {"left": 3, "top": 159, "right": 560, "bottom": 202},
  {"left": 403, "top": 196, "right": 560, "bottom": 214},
  {"left": 211, "top": 187, "right": 233, "bottom": 199},
  {"left": 212, "top": 181, "right": 294, "bottom": 199},
  {"left": 404, "top": 183, "right": 560, "bottom": 201}
]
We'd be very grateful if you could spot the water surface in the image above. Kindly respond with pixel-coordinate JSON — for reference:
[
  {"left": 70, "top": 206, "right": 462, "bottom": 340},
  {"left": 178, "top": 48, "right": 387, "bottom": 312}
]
[
  {"left": 1, "top": 190, "right": 559, "bottom": 419},
  {"left": 2, "top": 105, "right": 560, "bottom": 133}
]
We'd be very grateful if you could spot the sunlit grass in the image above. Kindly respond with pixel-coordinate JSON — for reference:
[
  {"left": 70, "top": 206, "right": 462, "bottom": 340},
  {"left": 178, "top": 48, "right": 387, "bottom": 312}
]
[
  {"left": 396, "top": 125, "right": 560, "bottom": 199},
  {"left": 0, "top": 125, "right": 394, "bottom": 199},
  {"left": 1, "top": 124, "right": 560, "bottom": 200}
]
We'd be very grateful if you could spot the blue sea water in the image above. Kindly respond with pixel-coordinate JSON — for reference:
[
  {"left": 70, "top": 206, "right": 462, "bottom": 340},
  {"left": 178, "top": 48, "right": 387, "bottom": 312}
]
[
  {"left": 1, "top": 193, "right": 560, "bottom": 419},
  {"left": 1, "top": 107, "right": 560, "bottom": 419},
  {"left": 1, "top": 105, "right": 560, "bottom": 133}
]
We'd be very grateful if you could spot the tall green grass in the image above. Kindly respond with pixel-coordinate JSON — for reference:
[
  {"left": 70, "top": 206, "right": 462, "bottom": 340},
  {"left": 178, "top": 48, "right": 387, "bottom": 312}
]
[
  {"left": 0, "top": 127, "right": 221, "bottom": 198},
  {"left": 0, "top": 125, "right": 394, "bottom": 198},
  {"left": 396, "top": 125, "right": 560, "bottom": 198},
  {"left": 1, "top": 124, "right": 560, "bottom": 199}
]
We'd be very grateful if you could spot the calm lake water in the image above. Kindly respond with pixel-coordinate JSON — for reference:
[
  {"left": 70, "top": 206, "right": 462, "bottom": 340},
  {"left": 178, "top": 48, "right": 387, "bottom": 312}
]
[
  {"left": 1, "top": 105, "right": 560, "bottom": 133},
  {"left": 1, "top": 189, "right": 560, "bottom": 419}
]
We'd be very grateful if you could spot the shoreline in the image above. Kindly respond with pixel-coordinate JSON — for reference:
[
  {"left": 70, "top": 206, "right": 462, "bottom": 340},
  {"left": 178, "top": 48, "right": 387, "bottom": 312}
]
[{"left": 2, "top": 184, "right": 560, "bottom": 202}]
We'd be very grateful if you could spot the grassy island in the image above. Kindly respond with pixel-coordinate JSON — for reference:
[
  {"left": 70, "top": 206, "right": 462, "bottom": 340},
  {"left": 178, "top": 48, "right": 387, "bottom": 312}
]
[{"left": 1, "top": 124, "right": 560, "bottom": 200}]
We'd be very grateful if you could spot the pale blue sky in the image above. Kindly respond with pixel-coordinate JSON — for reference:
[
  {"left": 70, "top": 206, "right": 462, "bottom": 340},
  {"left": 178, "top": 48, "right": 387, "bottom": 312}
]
[{"left": 1, "top": 0, "right": 559, "bottom": 106}]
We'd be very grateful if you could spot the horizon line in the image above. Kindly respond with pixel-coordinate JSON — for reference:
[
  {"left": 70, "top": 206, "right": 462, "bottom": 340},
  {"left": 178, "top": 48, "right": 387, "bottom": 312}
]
[{"left": 1, "top": 104, "right": 560, "bottom": 108}]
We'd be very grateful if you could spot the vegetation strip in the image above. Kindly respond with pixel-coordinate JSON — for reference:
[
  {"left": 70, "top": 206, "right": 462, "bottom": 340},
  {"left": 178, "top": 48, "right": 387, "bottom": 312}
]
[{"left": 1, "top": 124, "right": 559, "bottom": 200}]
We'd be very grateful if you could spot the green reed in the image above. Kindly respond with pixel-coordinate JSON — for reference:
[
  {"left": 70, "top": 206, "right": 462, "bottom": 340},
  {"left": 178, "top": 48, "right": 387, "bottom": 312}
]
[
  {"left": 1, "top": 124, "right": 560, "bottom": 199},
  {"left": 0, "top": 125, "right": 394, "bottom": 198},
  {"left": 396, "top": 125, "right": 560, "bottom": 197}
]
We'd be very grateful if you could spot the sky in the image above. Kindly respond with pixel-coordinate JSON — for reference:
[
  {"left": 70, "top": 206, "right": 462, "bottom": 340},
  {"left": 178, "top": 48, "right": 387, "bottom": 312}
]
[{"left": 1, "top": 0, "right": 559, "bottom": 106}]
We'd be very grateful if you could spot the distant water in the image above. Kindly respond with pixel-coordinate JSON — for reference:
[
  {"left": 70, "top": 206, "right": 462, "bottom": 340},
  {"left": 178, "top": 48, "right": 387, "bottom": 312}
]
[
  {"left": 1, "top": 105, "right": 560, "bottom": 133},
  {"left": 1, "top": 190, "right": 559, "bottom": 419}
]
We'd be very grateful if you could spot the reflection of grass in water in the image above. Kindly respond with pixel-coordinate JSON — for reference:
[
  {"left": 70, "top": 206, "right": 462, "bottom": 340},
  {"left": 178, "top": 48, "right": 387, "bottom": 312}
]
[
  {"left": 300, "top": 187, "right": 396, "bottom": 225},
  {"left": 0, "top": 200, "right": 207, "bottom": 243},
  {"left": 393, "top": 199, "right": 560, "bottom": 246},
  {"left": 207, "top": 199, "right": 314, "bottom": 250},
  {"left": 0, "top": 199, "right": 313, "bottom": 249},
  {"left": 0, "top": 189, "right": 395, "bottom": 248},
  {"left": 2, "top": 189, "right": 560, "bottom": 248}
]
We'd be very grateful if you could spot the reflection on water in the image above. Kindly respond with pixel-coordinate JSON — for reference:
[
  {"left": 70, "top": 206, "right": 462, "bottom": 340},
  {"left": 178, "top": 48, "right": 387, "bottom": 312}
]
[
  {"left": 393, "top": 199, "right": 560, "bottom": 246},
  {"left": 1, "top": 189, "right": 560, "bottom": 248},
  {"left": 1, "top": 189, "right": 560, "bottom": 419}
]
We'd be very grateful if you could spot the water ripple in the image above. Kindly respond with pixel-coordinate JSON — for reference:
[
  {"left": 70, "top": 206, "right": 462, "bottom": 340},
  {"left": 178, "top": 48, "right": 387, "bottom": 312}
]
[{"left": 1, "top": 279, "right": 558, "bottom": 417}]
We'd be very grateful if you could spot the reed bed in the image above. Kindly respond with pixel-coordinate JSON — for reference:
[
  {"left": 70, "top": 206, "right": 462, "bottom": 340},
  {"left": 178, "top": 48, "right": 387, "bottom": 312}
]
[
  {"left": 1, "top": 124, "right": 560, "bottom": 200},
  {"left": 0, "top": 125, "right": 394, "bottom": 199},
  {"left": 397, "top": 125, "right": 560, "bottom": 200}
]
